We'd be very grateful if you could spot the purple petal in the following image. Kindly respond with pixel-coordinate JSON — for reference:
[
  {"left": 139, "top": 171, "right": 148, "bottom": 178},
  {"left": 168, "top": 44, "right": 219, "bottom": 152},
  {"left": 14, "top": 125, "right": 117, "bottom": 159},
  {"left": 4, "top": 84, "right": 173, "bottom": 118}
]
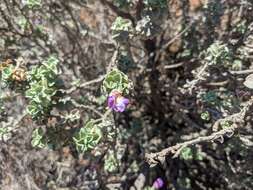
[
  {"left": 107, "top": 95, "right": 116, "bottom": 109},
  {"left": 121, "top": 97, "right": 129, "bottom": 105},
  {"left": 153, "top": 178, "right": 164, "bottom": 189},
  {"left": 114, "top": 97, "right": 129, "bottom": 112},
  {"left": 114, "top": 101, "right": 126, "bottom": 112}
]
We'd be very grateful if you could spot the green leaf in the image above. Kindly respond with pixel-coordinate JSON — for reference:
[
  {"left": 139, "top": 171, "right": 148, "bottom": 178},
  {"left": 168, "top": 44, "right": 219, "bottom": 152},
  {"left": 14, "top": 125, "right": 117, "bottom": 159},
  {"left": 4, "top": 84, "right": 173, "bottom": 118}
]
[
  {"left": 204, "top": 42, "right": 231, "bottom": 66},
  {"left": 104, "top": 150, "right": 118, "bottom": 173},
  {"left": 25, "top": 55, "right": 59, "bottom": 119},
  {"left": 111, "top": 17, "right": 133, "bottom": 42},
  {"left": 180, "top": 147, "right": 193, "bottom": 160},
  {"left": 201, "top": 111, "right": 210, "bottom": 121},
  {"left": 73, "top": 120, "right": 102, "bottom": 153},
  {"left": 31, "top": 128, "right": 46, "bottom": 148},
  {"left": 102, "top": 69, "right": 132, "bottom": 95},
  {"left": 1, "top": 65, "right": 15, "bottom": 84},
  {"left": 24, "top": 0, "right": 42, "bottom": 8}
]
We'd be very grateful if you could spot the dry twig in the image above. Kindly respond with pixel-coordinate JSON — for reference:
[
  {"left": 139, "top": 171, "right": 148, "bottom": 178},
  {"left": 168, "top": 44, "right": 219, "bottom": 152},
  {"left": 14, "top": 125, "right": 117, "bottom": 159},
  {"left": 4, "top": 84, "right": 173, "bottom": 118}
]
[
  {"left": 64, "top": 75, "right": 105, "bottom": 94},
  {"left": 145, "top": 99, "right": 253, "bottom": 167}
]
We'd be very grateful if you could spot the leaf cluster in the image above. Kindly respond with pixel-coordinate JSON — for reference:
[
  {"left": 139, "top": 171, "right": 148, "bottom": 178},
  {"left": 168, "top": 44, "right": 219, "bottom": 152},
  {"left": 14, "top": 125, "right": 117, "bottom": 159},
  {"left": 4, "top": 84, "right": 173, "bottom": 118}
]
[
  {"left": 204, "top": 42, "right": 232, "bottom": 66},
  {"left": 73, "top": 120, "right": 102, "bottom": 153},
  {"left": 102, "top": 69, "right": 132, "bottom": 95},
  {"left": 1, "top": 64, "right": 16, "bottom": 86},
  {"left": 25, "top": 56, "right": 59, "bottom": 118},
  {"left": 111, "top": 17, "right": 134, "bottom": 42},
  {"left": 31, "top": 128, "right": 46, "bottom": 148},
  {"left": 104, "top": 150, "right": 118, "bottom": 172},
  {"left": 22, "top": 0, "right": 42, "bottom": 8},
  {"left": 180, "top": 147, "right": 203, "bottom": 161}
]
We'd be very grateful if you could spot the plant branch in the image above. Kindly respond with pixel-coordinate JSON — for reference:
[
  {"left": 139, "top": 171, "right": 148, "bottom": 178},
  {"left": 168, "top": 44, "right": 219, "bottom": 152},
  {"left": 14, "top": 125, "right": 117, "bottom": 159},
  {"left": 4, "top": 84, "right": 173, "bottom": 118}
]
[
  {"left": 145, "top": 98, "right": 253, "bottom": 167},
  {"left": 64, "top": 75, "right": 105, "bottom": 94}
]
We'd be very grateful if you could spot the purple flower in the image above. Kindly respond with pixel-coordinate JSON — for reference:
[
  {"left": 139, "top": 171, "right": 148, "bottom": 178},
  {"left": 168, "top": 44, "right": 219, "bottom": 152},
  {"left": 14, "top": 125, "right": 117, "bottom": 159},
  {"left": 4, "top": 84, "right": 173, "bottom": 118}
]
[
  {"left": 107, "top": 91, "right": 129, "bottom": 112},
  {"left": 152, "top": 178, "right": 164, "bottom": 189}
]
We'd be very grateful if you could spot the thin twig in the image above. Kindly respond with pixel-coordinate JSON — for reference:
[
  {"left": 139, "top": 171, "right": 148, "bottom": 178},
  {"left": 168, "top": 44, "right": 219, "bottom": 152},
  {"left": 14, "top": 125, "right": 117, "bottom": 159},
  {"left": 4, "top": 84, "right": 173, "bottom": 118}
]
[
  {"left": 164, "top": 62, "right": 185, "bottom": 69},
  {"left": 145, "top": 99, "right": 253, "bottom": 167},
  {"left": 185, "top": 62, "right": 209, "bottom": 93},
  {"left": 65, "top": 75, "right": 105, "bottom": 94},
  {"left": 137, "top": 21, "right": 194, "bottom": 66},
  {"left": 229, "top": 69, "right": 253, "bottom": 75},
  {"left": 160, "top": 22, "right": 194, "bottom": 51},
  {"left": 71, "top": 99, "right": 104, "bottom": 117}
]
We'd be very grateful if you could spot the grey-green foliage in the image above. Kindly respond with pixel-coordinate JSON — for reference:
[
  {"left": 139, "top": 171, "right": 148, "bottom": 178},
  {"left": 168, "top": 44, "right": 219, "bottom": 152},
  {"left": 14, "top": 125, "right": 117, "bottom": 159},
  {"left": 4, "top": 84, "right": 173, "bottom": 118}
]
[
  {"left": 0, "top": 127, "right": 8, "bottom": 134},
  {"left": 144, "top": 187, "right": 155, "bottom": 190},
  {"left": 143, "top": 0, "right": 167, "bottom": 9},
  {"left": 201, "top": 111, "right": 210, "bottom": 121},
  {"left": 98, "top": 120, "right": 116, "bottom": 142},
  {"left": 25, "top": 56, "right": 59, "bottom": 118},
  {"left": 104, "top": 144, "right": 126, "bottom": 172},
  {"left": 220, "top": 120, "right": 233, "bottom": 129},
  {"left": 136, "top": 0, "right": 167, "bottom": 38},
  {"left": 178, "top": 177, "right": 191, "bottom": 189},
  {"left": 200, "top": 90, "right": 239, "bottom": 114},
  {"left": 0, "top": 127, "right": 9, "bottom": 140},
  {"left": 31, "top": 128, "right": 46, "bottom": 148},
  {"left": 201, "top": 91, "right": 219, "bottom": 105},
  {"left": 180, "top": 147, "right": 204, "bottom": 161},
  {"left": 62, "top": 110, "right": 81, "bottom": 124},
  {"left": 17, "top": 16, "right": 28, "bottom": 31},
  {"left": 22, "top": 0, "right": 42, "bottom": 8},
  {"left": 104, "top": 150, "right": 118, "bottom": 172},
  {"left": 113, "top": 0, "right": 132, "bottom": 8},
  {"left": 135, "top": 15, "right": 161, "bottom": 38},
  {"left": 73, "top": 120, "right": 102, "bottom": 153},
  {"left": 111, "top": 17, "right": 133, "bottom": 42},
  {"left": 180, "top": 147, "right": 193, "bottom": 160},
  {"left": 102, "top": 69, "right": 132, "bottom": 95},
  {"left": 233, "top": 20, "right": 247, "bottom": 34},
  {"left": 231, "top": 59, "right": 243, "bottom": 71},
  {"left": 1, "top": 64, "right": 15, "bottom": 86},
  {"left": 203, "top": 1, "right": 223, "bottom": 25},
  {"left": 204, "top": 42, "right": 232, "bottom": 66},
  {"left": 113, "top": 0, "right": 167, "bottom": 9},
  {"left": 111, "top": 3, "right": 167, "bottom": 41}
]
